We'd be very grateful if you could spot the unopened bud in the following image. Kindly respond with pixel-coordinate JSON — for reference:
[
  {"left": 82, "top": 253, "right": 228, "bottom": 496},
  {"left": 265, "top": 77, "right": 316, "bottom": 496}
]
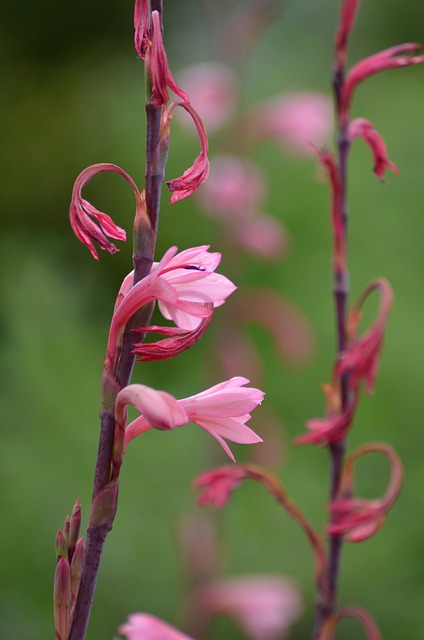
[
  {"left": 68, "top": 499, "right": 82, "bottom": 561},
  {"left": 54, "top": 557, "right": 71, "bottom": 640},
  {"left": 70, "top": 537, "right": 85, "bottom": 603},
  {"left": 55, "top": 530, "right": 67, "bottom": 560}
]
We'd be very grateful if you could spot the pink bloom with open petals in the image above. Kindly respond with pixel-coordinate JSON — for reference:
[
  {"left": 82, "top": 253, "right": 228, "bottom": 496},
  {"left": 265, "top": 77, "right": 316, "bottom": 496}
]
[
  {"left": 106, "top": 245, "right": 235, "bottom": 366},
  {"left": 123, "top": 377, "right": 264, "bottom": 461},
  {"left": 196, "top": 575, "right": 302, "bottom": 640},
  {"left": 341, "top": 43, "right": 424, "bottom": 114},
  {"left": 253, "top": 92, "right": 332, "bottom": 154},
  {"left": 150, "top": 11, "right": 189, "bottom": 107},
  {"left": 327, "top": 443, "right": 403, "bottom": 542},
  {"left": 177, "top": 62, "right": 238, "bottom": 132},
  {"left": 166, "top": 100, "right": 210, "bottom": 203},
  {"left": 119, "top": 613, "right": 194, "bottom": 640},
  {"left": 336, "top": 279, "right": 393, "bottom": 394},
  {"left": 69, "top": 163, "right": 140, "bottom": 260},
  {"left": 348, "top": 118, "right": 398, "bottom": 180},
  {"left": 133, "top": 0, "right": 149, "bottom": 59}
]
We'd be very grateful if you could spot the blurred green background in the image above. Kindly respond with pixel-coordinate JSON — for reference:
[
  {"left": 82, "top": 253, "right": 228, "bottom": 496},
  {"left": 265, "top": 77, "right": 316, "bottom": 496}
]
[{"left": 2, "top": 0, "right": 424, "bottom": 638}]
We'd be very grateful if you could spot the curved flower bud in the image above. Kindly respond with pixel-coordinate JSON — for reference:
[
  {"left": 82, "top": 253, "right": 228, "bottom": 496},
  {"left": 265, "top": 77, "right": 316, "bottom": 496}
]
[
  {"left": 123, "top": 377, "right": 264, "bottom": 461},
  {"left": 106, "top": 245, "right": 235, "bottom": 367},
  {"left": 195, "top": 575, "right": 302, "bottom": 640},
  {"left": 336, "top": 278, "right": 393, "bottom": 394},
  {"left": 327, "top": 442, "right": 403, "bottom": 542},
  {"left": 119, "top": 613, "right": 194, "bottom": 640},
  {"left": 334, "top": 0, "right": 361, "bottom": 72},
  {"left": 318, "top": 606, "right": 382, "bottom": 640},
  {"left": 342, "top": 43, "right": 424, "bottom": 115},
  {"left": 134, "top": 0, "right": 150, "bottom": 59},
  {"left": 295, "top": 383, "right": 358, "bottom": 446},
  {"left": 166, "top": 100, "right": 210, "bottom": 203},
  {"left": 150, "top": 10, "right": 189, "bottom": 107},
  {"left": 133, "top": 307, "right": 213, "bottom": 362},
  {"left": 69, "top": 163, "right": 140, "bottom": 260},
  {"left": 348, "top": 118, "right": 398, "bottom": 180}
]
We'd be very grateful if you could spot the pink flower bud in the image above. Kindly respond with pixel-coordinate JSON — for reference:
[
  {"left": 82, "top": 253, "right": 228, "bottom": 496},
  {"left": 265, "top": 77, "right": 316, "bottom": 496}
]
[
  {"left": 53, "top": 557, "right": 71, "bottom": 640},
  {"left": 348, "top": 118, "right": 398, "bottom": 180},
  {"left": 150, "top": 11, "right": 189, "bottom": 107},
  {"left": 133, "top": 0, "right": 149, "bottom": 59}
]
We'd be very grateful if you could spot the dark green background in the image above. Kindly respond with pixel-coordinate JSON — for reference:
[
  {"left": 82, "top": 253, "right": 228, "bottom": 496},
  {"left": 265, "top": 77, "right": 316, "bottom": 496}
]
[{"left": 1, "top": 1, "right": 424, "bottom": 638}]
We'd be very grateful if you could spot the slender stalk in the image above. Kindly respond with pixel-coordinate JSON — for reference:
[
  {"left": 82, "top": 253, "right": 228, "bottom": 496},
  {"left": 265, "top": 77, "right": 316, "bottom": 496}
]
[{"left": 68, "top": 9, "right": 166, "bottom": 639}]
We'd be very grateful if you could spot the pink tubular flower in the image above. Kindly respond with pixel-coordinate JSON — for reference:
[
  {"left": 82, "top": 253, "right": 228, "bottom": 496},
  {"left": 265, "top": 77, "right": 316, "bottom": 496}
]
[
  {"left": 341, "top": 43, "right": 424, "bottom": 114},
  {"left": 122, "top": 377, "right": 264, "bottom": 461},
  {"left": 69, "top": 163, "right": 140, "bottom": 260},
  {"left": 327, "top": 442, "right": 403, "bottom": 542},
  {"left": 166, "top": 100, "right": 210, "bottom": 203},
  {"left": 134, "top": 0, "right": 149, "bottom": 59},
  {"left": 334, "top": 0, "right": 361, "bottom": 72},
  {"left": 132, "top": 310, "right": 212, "bottom": 362},
  {"left": 195, "top": 575, "right": 302, "bottom": 640},
  {"left": 252, "top": 92, "right": 332, "bottom": 154},
  {"left": 119, "top": 613, "right": 194, "bottom": 640},
  {"left": 348, "top": 118, "right": 398, "bottom": 180},
  {"left": 177, "top": 62, "right": 238, "bottom": 132},
  {"left": 195, "top": 465, "right": 251, "bottom": 508},
  {"left": 295, "top": 384, "right": 358, "bottom": 446},
  {"left": 106, "top": 245, "right": 235, "bottom": 367},
  {"left": 150, "top": 10, "right": 189, "bottom": 107},
  {"left": 336, "top": 279, "right": 393, "bottom": 394}
]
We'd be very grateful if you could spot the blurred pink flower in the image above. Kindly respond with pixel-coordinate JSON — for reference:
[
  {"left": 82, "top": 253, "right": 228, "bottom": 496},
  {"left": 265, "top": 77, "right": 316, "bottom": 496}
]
[
  {"left": 195, "top": 575, "right": 302, "bottom": 640},
  {"left": 122, "top": 377, "right": 264, "bottom": 461},
  {"left": 69, "top": 163, "right": 140, "bottom": 260},
  {"left": 119, "top": 613, "right": 194, "bottom": 640},
  {"left": 106, "top": 246, "right": 235, "bottom": 366},
  {"left": 348, "top": 118, "right": 398, "bottom": 180},
  {"left": 176, "top": 62, "right": 238, "bottom": 132},
  {"left": 229, "top": 214, "right": 288, "bottom": 260},
  {"left": 252, "top": 92, "right": 333, "bottom": 154},
  {"left": 197, "top": 155, "right": 267, "bottom": 218},
  {"left": 334, "top": 0, "right": 360, "bottom": 72},
  {"left": 166, "top": 100, "right": 210, "bottom": 204}
]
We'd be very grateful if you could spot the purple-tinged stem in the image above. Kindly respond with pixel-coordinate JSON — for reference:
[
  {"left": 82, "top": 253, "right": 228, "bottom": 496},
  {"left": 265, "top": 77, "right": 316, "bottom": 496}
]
[
  {"left": 312, "top": 67, "right": 351, "bottom": 640},
  {"left": 68, "top": 10, "right": 166, "bottom": 640}
]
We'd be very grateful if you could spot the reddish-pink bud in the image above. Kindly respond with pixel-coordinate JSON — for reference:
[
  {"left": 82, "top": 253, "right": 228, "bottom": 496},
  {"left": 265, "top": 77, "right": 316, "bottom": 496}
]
[
  {"left": 134, "top": 0, "right": 150, "bottom": 59},
  {"left": 334, "top": 0, "right": 361, "bottom": 71},
  {"left": 348, "top": 118, "right": 398, "bottom": 180},
  {"left": 150, "top": 11, "right": 189, "bottom": 107}
]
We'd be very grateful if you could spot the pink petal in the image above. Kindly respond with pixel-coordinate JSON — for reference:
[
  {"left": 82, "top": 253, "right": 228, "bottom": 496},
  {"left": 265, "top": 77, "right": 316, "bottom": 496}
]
[{"left": 119, "top": 613, "right": 194, "bottom": 640}]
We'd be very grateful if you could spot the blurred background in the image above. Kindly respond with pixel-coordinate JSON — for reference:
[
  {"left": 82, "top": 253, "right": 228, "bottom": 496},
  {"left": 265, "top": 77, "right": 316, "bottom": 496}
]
[{"left": 2, "top": 0, "right": 424, "bottom": 638}]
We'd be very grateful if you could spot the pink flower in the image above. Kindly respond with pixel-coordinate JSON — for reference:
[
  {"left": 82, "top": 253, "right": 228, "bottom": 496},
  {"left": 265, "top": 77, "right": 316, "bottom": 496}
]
[
  {"left": 69, "top": 163, "right": 140, "bottom": 260},
  {"left": 336, "top": 279, "right": 393, "bottom": 394},
  {"left": 327, "top": 442, "right": 403, "bottom": 542},
  {"left": 231, "top": 215, "right": 287, "bottom": 260},
  {"left": 341, "top": 43, "right": 424, "bottom": 114},
  {"left": 295, "top": 384, "right": 358, "bottom": 446},
  {"left": 194, "top": 465, "right": 250, "bottom": 508},
  {"left": 150, "top": 11, "right": 189, "bottom": 107},
  {"left": 119, "top": 613, "right": 194, "bottom": 640},
  {"left": 132, "top": 311, "right": 212, "bottom": 362},
  {"left": 133, "top": 0, "right": 149, "bottom": 59},
  {"left": 195, "top": 575, "right": 302, "bottom": 640},
  {"left": 122, "top": 377, "right": 264, "bottom": 461},
  {"left": 348, "top": 118, "right": 398, "bottom": 180},
  {"left": 334, "top": 0, "right": 361, "bottom": 72},
  {"left": 197, "top": 155, "right": 266, "bottom": 218},
  {"left": 252, "top": 92, "right": 333, "bottom": 154},
  {"left": 176, "top": 62, "right": 238, "bottom": 132},
  {"left": 165, "top": 100, "right": 210, "bottom": 203},
  {"left": 106, "top": 245, "right": 235, "bottom": 367}
]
